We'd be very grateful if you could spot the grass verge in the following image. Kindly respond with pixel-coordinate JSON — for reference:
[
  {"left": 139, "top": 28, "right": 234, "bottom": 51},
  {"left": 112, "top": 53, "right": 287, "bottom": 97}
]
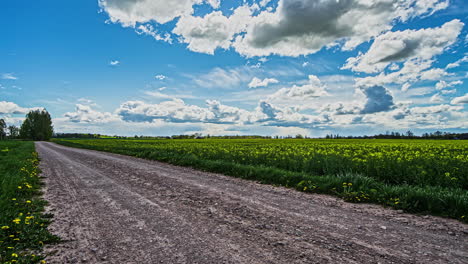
[
  {"left": 53, "top": 139, "right": 468, "bottom": 223},
  {"left": 0, "top": 141, "right": 59, "bottom": 264}
]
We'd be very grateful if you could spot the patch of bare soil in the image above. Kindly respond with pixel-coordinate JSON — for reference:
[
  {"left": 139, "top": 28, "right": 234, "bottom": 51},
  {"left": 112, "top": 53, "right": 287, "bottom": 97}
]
[{"left": 36, "top": 142, "right": 468, "bottom": 264}]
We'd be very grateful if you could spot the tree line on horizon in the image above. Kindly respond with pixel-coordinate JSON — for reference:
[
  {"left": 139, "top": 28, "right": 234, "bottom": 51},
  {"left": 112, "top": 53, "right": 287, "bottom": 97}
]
[
  {"left": 324, "top": 131, "right": 468, "bottom": 140},
  {"left": 53, "top": 131, "right": 468, "bottom": 140},
  {"left": 0, "top": 109, "right": 53, "bottom": 141}
]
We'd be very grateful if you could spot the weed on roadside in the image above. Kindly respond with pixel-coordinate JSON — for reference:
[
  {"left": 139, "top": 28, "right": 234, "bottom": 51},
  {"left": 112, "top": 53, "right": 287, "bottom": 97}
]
[{"left": 0, "top": 141, "right": 59, "bottom": 264}]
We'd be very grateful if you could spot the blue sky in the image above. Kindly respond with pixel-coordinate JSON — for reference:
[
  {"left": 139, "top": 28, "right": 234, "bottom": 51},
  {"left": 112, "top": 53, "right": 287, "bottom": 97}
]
[{"left": 1, "top": 0, "right": 467, "bottom": 137}]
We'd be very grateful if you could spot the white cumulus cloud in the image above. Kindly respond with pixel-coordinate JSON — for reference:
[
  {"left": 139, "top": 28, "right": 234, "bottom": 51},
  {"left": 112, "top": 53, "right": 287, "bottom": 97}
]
[
  {"left": 136, "top": 24, "right": 172, "bottom": 43},
  {"left": 430, "top": 93, "right": 444, "bottom": 103},
  {"left": 435, "top": 80, "right": 463, "bottom": 90},
  {"left": 233, "top": 0, "right": 449, "bottom": 57},
  {"left": 248, "top": 77, "right": 279, "bottom": 88},
  {"left": 98, "top": 0, "right": 218, "bottom": 26},
  {"left": 99, "top": 0, "right": 450, "bottom": 57},
  {"left": 154, "top": 74, "right": 167, "bottom": 80},
  {"left": 268, "top": 75, "right": 328, "bottom": 104},
  {"left": 116, "top": 99, "right": 258, "bottom": 125},
  {"left": 355, "top": 59, "right": 447, "bottom": 87},
  {"left": 64, "top": 104, "right": 118, "bottom": 123},
  {"left": 173, "top": 5, "right": 253, "bottom": 54},
  {"left": 343, "top": 19, "right": 463, "bottom": 73},
  {"left": 0, "top": 101, "right": 30, "bottom": 115},
  {"left": 446, "top": 55, "right": 468, "bottom": 69},
  {"left": 359, "top": 85, "right": 395, "bottom": 114},
  {"left": 451, "top": 94, "right": 468, "bottom": 104}
]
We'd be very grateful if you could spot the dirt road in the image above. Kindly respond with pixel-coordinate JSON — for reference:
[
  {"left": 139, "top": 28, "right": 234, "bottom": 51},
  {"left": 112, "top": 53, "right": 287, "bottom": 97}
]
[{"left": 36, "top": 142, "right": 467, "bottom": 263}]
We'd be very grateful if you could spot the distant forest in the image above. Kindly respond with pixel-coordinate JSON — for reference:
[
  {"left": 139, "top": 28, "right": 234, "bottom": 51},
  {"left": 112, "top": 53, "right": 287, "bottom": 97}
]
[{"left": 53, "top": 131, "right": 468, "bottom": 140}]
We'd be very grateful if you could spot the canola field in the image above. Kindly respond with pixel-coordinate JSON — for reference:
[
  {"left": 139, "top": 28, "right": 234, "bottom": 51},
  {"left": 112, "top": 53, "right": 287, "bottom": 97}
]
[{"left": 53, "top": 138, "right": 468, "bottom": 221}]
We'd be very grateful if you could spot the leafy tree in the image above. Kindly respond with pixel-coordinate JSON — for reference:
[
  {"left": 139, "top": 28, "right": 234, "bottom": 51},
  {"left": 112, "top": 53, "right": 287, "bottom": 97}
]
[
  {"left": 20, "top": 110, "right": 54, "bottom": 141},
  {"left": 406, "top": 130, "right": 414, "bottom": 138},
  {"left": 8, "top": 125, "right": 20, "bottom": 139},
  {"left": 0, "top": 119, "right": 6, "bottom": 140}
]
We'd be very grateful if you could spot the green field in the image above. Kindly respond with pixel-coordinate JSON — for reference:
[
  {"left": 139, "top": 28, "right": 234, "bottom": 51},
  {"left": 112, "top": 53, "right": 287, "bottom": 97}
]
[
  {"left": 53, "top": 138, "right": 468, "bottom": 222},
  {"left": 0, "top": 141, "right": 58, "bottom": 264}
]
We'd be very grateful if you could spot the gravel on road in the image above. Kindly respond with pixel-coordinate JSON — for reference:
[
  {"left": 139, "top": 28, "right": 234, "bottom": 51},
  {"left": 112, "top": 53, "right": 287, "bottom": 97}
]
[{"left": 36, "top": 142, "right": 468, "bottom": 264}]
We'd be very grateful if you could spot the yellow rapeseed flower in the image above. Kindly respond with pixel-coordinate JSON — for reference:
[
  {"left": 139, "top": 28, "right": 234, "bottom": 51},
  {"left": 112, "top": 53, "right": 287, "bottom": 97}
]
[
  {"left": 1, "top": 226, "right": 9, "bottom": 230},
  {"left": 12, "top": 253, "right": 18, "bottom": 258},
  {"left": 12, "top": 218, "right": 21, "bottom": 224}
]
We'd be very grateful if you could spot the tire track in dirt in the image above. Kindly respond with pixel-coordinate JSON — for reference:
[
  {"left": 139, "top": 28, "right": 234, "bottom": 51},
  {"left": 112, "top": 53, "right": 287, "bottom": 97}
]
[{"left": 36, "top": 142, "right": 468, "bottom": 264}]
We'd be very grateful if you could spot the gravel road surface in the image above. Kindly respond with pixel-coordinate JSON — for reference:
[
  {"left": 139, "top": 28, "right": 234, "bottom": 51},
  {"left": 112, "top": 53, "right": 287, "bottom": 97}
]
[{"left": 36, "top": 142, "right": 468, "bottom": 264}]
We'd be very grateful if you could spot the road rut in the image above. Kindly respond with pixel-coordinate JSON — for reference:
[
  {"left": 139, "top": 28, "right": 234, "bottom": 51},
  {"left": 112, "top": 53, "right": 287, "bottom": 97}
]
[{"left": 36, "top": 142, "right": 468, "bottom": 263}]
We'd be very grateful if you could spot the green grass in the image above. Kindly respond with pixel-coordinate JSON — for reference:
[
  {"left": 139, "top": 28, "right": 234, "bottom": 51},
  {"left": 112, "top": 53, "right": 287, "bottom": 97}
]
[
  {"left": 0, "top": 141, "right": 59, "bottom": 264},
  {"left": 52, "top": 138, "right": 468, "bottom": 223}
]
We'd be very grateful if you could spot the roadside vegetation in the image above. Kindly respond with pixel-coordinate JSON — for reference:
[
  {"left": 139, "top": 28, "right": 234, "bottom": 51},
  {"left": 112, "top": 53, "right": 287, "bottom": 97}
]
[
  {"left": 0, "top": 110, "right": 56, "bottom": 263},
  {"left": 0, "top": 141, "right": 58, "bottom": 263},
  {"left": 52, "top": 138, "right": 468, "bottom": 222}
]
